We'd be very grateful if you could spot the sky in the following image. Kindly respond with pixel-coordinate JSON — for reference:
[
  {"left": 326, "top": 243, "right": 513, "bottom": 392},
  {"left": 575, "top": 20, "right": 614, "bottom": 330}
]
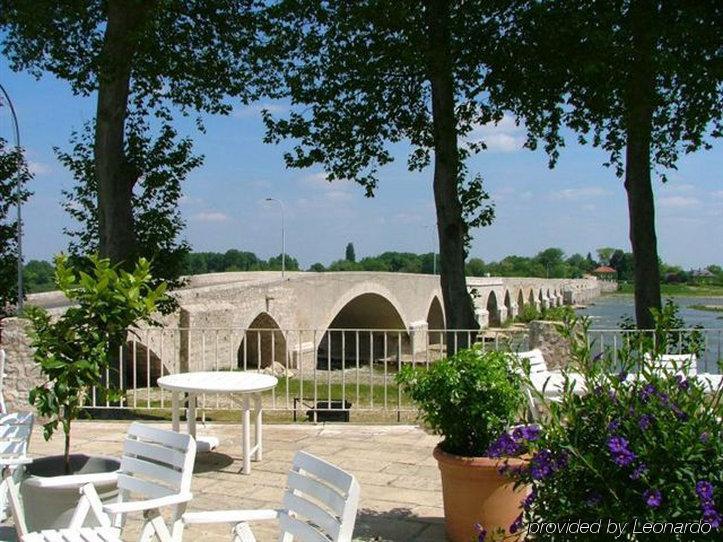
[{"left": 1, "top": 62, "right": 721, "bottom": 270}]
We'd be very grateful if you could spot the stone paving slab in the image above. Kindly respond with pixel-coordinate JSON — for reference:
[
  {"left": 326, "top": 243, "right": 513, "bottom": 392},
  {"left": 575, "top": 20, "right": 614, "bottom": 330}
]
[{"left": 4, "top": 421, "right": 446, "bottom": 541}]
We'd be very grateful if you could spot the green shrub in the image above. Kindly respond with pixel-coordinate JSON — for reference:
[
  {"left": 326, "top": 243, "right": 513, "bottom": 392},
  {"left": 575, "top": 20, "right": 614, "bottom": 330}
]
[
  {"left": 488, "top": 314, "right": 722, "bottom": 540},
  {"left": 25, "top": 254, "right": 168, "bottom": 473},
  {"left": 396, "top": 348, "right": 524, "bottom": 457}
]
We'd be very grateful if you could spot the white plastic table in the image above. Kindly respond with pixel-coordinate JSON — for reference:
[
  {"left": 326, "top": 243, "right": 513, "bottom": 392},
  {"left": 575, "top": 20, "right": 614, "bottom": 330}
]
[{"left": 157, "top": 371, "right": 278, "bottom": 474}]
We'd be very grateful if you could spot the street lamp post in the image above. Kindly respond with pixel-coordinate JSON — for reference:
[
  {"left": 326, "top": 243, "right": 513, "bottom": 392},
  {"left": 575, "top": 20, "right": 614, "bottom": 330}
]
[
  {"left": 0, "top": 83, "right": 23, "bottom": 312},
  {"left": 265, "top": 197, "right": 285, "bottom": 278}
]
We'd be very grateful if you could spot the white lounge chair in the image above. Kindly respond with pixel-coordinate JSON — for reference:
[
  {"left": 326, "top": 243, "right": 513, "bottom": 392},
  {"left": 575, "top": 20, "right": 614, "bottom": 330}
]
[
  {"left": 643, "top": 353, "right": 698, "bottom": 375},
  {"left": 515, "top": 349, "right": 586, "bottom": 420},
  {"left": 183, "top": 450, "right": 360, "bottom": 542},
  {"left": 5, "top": 422, "right": 196, "bottom": 542}
]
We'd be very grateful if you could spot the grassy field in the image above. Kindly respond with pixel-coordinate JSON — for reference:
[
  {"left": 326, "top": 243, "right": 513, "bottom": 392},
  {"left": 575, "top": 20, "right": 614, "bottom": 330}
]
[{"left": 616, "top": 283, "right": 723, "bottom": 297}]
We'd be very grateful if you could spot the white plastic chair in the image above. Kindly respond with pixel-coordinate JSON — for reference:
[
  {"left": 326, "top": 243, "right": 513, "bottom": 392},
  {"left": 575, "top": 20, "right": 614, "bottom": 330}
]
[
  {"left": 643, "top": 353, "right": 698, "bottom": 375},
  {"left": 183, "top": 451, "right": 360, "bottom": 542},
  {"left": 0, "top": 411, "right": 34, "bottom": 524},
  {"left": 6, "top": 422, "right": 197, "bottom": 542},
  {"left": 515, "top": 349, "right": 586, "bottom": 420}
]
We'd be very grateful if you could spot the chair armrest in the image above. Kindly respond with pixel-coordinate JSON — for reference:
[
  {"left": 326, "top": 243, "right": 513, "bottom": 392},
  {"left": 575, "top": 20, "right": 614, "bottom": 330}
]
[
  {"left": 103, "top": 492, "right": 193, "bottom": 514},
  {"left": 183, "top": 509, "right": 279, "bottom": 525},
  {"left": 33, "top": 471, "right": 118, "bottom": 489}
]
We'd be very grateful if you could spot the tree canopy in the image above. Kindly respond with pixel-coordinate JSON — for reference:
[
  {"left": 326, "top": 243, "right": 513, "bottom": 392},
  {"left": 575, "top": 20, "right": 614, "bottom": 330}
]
[
  {"left": 0, "top": 136, "right": 31, "bottom": 315},
  {"left": 486, "top": 0, "right": 722, "bottom": 327}
]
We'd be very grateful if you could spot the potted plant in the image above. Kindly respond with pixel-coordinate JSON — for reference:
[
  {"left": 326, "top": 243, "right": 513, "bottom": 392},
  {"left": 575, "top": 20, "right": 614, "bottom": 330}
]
[
  {"left": 22, "top": 254, "right": 167, "bottom": 530},
  {"left": 495, "top": 314, "right": 722, "bottom": 541},
  {"left": 397, "top": 347, "right": 528, "bottom": 542}
]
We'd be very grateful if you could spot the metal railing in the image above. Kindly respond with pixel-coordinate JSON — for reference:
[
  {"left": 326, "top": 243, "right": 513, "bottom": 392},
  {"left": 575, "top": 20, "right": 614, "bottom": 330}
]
[{"left": 86, "top": 326, "right": 722, "bottom": 421}]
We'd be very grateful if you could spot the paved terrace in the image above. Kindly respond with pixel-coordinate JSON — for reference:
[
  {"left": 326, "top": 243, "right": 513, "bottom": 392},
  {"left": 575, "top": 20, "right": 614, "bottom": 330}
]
[{"left": 14, "top": 422, "right": 446, "bottom": 542}]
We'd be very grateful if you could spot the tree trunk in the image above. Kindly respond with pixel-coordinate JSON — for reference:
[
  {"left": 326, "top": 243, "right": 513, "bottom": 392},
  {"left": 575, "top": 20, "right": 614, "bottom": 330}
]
[
  {"left": 95, "top": 1, "right": 153, "bottom": 266},
  {"left": 425, "top": 0, "right": 478, "bottom": 348},
  {"left": 624, "top": 0, "right": 660, "bottom": 329}
]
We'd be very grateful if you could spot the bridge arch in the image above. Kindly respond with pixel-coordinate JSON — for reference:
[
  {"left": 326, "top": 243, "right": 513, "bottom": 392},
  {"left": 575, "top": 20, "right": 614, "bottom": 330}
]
[
  {"left": 503, "top": 290, "right": 513, "bottom": 322},
  {"left": 528, "top": 289, "right": 536, "bottom": 306},
  {"left": 238, "top": 312, "right": 287, "bottom": 369},
  {"left": 487, "top": 291, "right": 500, "bottom": 327},
  {"left": 426, "top": 295, "right": 445, "bottom": 330},
  {"left": 319, "top": 290, "right": 409, "bottom": 369},
  {"left": 517, "top": 289, "right": 525, "bottom": 311}
]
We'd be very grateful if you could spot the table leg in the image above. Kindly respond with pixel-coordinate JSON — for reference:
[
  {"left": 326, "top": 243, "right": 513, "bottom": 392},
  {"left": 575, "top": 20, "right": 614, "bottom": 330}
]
[
  {"left": 253, "top": 393, "right": 262, "bottom": 461},
  {"left": 242, "top": 395, "right": 251, "bottom": 475},
  {"left": 171, "top": 391, "right": 180, "bottom": 432},
  {"left": 187, "top": 393, "right": 197, "bottom": 439}
]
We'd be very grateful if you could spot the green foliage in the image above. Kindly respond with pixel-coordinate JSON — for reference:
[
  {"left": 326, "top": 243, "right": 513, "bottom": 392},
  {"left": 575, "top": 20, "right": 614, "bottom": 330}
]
[
  {"left": 56, "top": 116, "right": 200, "bottom": 290},
  {"left": 23, "top": 260, "right": 55, "bottom": 293},
  {"left": 0, "top": 137, "right": 31, "bottom": 315},
  {"left": 182, "top": 249, "right": 301, "bottom": 275},
  {"left": 515, "top": 304, "right": 576, "bottom": 324},
  {"left": 494, "top": 314, "right": 723, "bottom": 540},
  {"left": 308, "top": 262, "right": 326, "bottom": 272},
  {"left": 345, "top": 243, "right": 356, "bottom": 263},
  {"left": 24, "top": 255, "right": 167, "bottom": 473},
  {"left": 397, "top": 348, "right": 524, "bottom": 457}
]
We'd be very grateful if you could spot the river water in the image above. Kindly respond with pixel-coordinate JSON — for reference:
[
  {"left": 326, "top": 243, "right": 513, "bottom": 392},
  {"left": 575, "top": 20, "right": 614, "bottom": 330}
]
[{"left": 576, "top": 295, "right": 723, "bottom": 373}]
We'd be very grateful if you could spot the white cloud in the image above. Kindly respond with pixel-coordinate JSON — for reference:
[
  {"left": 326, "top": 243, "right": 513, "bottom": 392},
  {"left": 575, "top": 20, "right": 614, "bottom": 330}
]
[
  {"left": 193, "top": 211, "right": 231, "bottom": 223},
  {"left": 28, "top": 161, "right": 51, "bottom": 176},
  {"left": 711, "top": 190, "right": 723, "bottom": 199},
  {"left": 658, "top": 196, "right": 700, "bottom": 208},
  {"left": 552, "top": 187, "right": 609, "bottom": 200},
  {"left": 468, "top": 114, "right": 526, "bottom": 153},
  {"left": 232, "top": 103, "right": 287, "bottom": 118}
]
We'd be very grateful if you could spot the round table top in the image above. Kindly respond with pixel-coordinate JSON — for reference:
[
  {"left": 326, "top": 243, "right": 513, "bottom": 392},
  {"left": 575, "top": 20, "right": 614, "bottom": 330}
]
[{"left": 157, "top": 371, "right": 278, "bottom": 394}]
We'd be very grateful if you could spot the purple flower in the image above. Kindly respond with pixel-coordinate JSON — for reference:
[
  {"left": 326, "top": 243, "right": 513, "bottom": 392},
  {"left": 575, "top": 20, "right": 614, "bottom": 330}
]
[
  {"left": 487, "top": 432, "right": 521, "bottom": 458},
  {"left": 608, "top": 419, "right": 621, "bottom": 432},
  {"left": 640, "top": 383, "right": 656, "bottom": 401},
  {"left": 475, "top": 523, "right": 487, "bottom": 542},
  {"left": 675, "top": 375, "right": 690, "bottom": 391},
  {"left": 657, "top": 392, "right": 671, "bottom": 407},
  {"left": 671, "top": 404, "right": 688, "bottom": 421},
  {"left": 630, "top": 463, "right": 647, "bottom": 480},
  {"left": 530, "top": 449, "right": 556, "bottom": 480},
  {"left": 608, "top": 436, "right": 637, "bottom": 467},
  {"left": 700, "top": 432, "right": 710, "bottom": 444},
  {"left": 702, "top": 504, "right": 721, "bottom": 529},
  {"left": 523, "top": 489, "right": 536, "bottom": 510},
  {"left": 512, "top": 424, "right": 541, "bottom": 443},
  {"left": 509, "top": 513, "right": 523, "bottom": 534},
  {"left": 644, "top": 489, "right": 662, "bottom": 508},
  {"left": 585, "top": 491, "right": 602, "bottom": 507},
  {"left": 696, "top": 481, "right": 714, "bottom": 503},
  {"left": 638, "top": 415, "right": 653, "bottom": 431}
]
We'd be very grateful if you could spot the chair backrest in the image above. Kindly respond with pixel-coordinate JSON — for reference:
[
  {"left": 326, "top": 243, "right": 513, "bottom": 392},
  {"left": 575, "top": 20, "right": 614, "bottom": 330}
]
[
  {"left": 279, "top": 451, "right": 360, "bottom": 542},
  {"left": 643, "top": 353, "right": 698, "bottom": 375},
  {"left": 516, "top": 349, "right": 548, "bottom": 374},
  {"left": 118, "top": 423, "right": 196, "bottom": 502},
  {"left": 0, "top": 412, "right": 34, "bottom": 459}
]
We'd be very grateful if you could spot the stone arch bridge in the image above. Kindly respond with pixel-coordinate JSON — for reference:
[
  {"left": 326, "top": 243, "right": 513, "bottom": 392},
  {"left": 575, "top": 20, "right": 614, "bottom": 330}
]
[
  {"left": 132, "top": 272, "right": 606, "bottom": 376},
  {"left": 4, "top": 271, "right": 609, "bottom": 410}
]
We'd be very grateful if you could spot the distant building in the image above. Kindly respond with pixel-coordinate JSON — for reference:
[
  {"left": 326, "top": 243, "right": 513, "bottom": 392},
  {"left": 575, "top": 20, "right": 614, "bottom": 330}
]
[{"left": 592, "top": 265, "right": 617, "bottom": 281}]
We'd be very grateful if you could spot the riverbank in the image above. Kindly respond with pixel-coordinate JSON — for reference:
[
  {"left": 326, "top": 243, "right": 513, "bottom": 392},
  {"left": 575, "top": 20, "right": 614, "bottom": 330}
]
[{"left": 616, "top": 283, "right": 723, "bottom": 297}]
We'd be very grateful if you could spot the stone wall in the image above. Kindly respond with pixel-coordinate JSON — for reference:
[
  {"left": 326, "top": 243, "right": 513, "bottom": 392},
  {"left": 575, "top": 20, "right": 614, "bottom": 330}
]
[
  {"left": 0, "top": 318, "right": 43, "bottom": 413},
  {"left": 528, "top": 320, "right": 572, "bottom": 370}
]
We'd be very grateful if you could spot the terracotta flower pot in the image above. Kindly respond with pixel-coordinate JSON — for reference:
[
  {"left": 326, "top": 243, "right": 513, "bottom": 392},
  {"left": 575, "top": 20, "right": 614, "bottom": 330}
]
[{"left": 434, "top": 445, "right": 528, "bottom": 542}]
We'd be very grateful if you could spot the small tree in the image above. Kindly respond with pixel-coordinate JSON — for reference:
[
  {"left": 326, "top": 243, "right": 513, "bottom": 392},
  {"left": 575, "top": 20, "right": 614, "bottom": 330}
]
[
  {"left": 345, "top": 242, "right": 356, "bottom": 263},
  {"left": 25, "top": 255, "right": 167, "bottom": 474}
]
